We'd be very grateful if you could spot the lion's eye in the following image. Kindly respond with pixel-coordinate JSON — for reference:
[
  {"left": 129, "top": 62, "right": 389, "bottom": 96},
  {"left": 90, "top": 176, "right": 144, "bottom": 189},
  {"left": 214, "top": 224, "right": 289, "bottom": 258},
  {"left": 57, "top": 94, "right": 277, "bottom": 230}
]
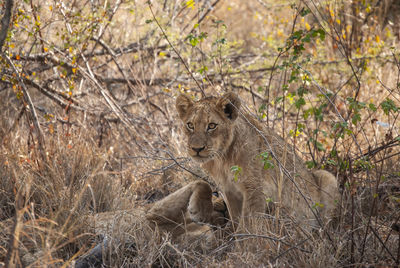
[
  {"left": 187, "top": 122, "right": 194, "bottom": 130},
  {"left": 207, "top": 123, "right": 217, "bottom": 130}
]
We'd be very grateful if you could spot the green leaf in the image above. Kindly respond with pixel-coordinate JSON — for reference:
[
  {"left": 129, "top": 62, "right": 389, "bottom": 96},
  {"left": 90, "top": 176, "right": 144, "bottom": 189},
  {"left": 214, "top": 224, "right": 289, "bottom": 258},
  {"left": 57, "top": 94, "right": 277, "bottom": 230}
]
[
  {"left": 231, "top": 165, "right": 242, "bottom": 182},
  {"left": 295, "top": 97, "right": 306, "bottom": 109},
  {"left": 300, "top": 8, "right": 311, "bottom": 17},
  {"left": 316, "top": 141, "right": 325, "bottom": 151},
  {"left": 189, "top": 37, "right": 198, "bottom": 47},
  {"left": 326, "top": 159, "right": 337, "bottom": 166},
  {"left": 259, "top": 152, "right": 275, "bottom": 170},
  {"left": 199, "top": 31, "right": 208, "bottom": 41},
  {"left": 258, "top": 103, "right": 266, "bottom": 113},
  {"left": 351, "top": 113, "right": 361, "bottom": 125},
  {"left": 275, "top": 96, "right": 283, "bottom": 104},
  {"left": 291, "top": 30, "right": 303, "bottom": 40},
  {"left": 198, "top": 65, "right": 208, "bottom": 74},
  {"left": 265, "top": 197, "right": 273, "bottom": 203},
  {"left": 314, "top": 28, "right": 325, "bottom": 41},
  {"left": 312, "top": 202, "right": 324, "bottom": 209},
  {"left": 306, "top": 161, "right": 316, "bottom": 169},
  {"left": 368, "top": 103, "right": 377, "bottom": 112},
  {"left": 380, "top": 98, "right": 398, "bottom": 115},
  {"left": 311, "top": 138, "right": 325, "bottom": 151}
]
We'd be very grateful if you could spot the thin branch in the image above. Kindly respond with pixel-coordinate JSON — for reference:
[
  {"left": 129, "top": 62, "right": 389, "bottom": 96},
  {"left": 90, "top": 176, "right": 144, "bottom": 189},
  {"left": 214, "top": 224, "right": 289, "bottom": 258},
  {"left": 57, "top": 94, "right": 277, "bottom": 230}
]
[
  {"left": 0, "top": 0, "right": 13, "bottom": 51},
  {"left": 148, "top": 2, "right": 206, "bottom": 98},
  {"left": 4, "top": 54, "right": 47, "bottom": 162}
]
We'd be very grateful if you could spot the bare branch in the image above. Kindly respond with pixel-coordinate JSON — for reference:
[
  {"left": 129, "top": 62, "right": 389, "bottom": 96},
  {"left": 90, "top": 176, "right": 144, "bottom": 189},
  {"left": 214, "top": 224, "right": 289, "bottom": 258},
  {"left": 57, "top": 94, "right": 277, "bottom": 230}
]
[
  {"left": 4, "top": 54, "right": 47, "bottom": 162},
  {"left": 0, "top": 0, "right": 13, "bottom": 51}
]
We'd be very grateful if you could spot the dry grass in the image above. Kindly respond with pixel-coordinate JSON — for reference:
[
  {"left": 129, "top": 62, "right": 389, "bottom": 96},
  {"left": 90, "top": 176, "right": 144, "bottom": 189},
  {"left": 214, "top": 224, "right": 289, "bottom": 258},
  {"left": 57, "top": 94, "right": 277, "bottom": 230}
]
[{"left": 1, "top": 0, "right": 399, "bottom": 267}]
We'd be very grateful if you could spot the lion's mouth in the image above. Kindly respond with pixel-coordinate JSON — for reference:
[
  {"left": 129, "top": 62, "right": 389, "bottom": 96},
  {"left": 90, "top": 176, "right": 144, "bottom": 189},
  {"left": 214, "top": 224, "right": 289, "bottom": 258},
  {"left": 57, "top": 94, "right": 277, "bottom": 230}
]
[{"left": 189, "top": 152, "right": 212, "bottom": 162}]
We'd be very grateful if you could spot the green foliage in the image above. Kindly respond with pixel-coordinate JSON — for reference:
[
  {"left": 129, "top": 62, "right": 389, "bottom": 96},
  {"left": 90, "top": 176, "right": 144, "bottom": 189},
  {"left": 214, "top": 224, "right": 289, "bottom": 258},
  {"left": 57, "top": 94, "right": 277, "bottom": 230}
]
[
  {"left": 354, "top": 158, "right": 373, "bottom": 171},
  {"left": 312, "top": 202, "right": 324, "bottom": 209},
  {"left": 309, "top": 137, "right": 325, "bottom": 152},
  {"left": 380, "top": 98, "right": 398, "bottom": 115},
  {"left": 231, "top": 165, "right": 242, "bottom": 182},
  {"left": 187, "top": 31, "right": 208, "bottom": 47},
  {"left": 259, "top": 151, "right": 274, "bottom": 170}
]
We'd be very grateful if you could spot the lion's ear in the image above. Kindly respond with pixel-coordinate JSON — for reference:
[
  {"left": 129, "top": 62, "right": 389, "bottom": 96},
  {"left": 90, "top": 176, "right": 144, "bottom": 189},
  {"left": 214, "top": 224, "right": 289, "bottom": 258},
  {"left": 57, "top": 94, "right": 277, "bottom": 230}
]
[
  {"left": 216, "top": 92, "right": 241, "bottom": 121},
  {"left": 176, "top": 94, "right": 194, "bottom": 120}
]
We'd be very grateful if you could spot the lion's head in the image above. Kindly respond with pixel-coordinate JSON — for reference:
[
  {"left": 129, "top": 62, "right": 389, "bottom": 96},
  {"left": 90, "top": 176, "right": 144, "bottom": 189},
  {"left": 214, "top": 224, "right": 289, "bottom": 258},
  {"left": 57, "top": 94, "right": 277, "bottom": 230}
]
[{"left": 175, "top": 92, "right": 241, "bottom": 162}]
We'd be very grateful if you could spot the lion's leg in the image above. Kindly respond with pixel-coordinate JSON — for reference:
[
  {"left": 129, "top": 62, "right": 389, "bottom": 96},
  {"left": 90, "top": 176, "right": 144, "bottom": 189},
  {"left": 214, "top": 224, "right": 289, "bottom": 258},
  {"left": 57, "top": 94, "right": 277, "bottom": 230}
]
[
  {"left": 312, "top": 170, "right": 339, "bottom": 219},
  {"left": 221, "top": 189, "right": 243, "bottom": 230},
  {"left": 187, "top": 181, "right": 214, "bottom": 223},
  {"left": 145, "top": 180, "right": 214, "bottom": 228},
  {"left": 240, "top": 186, "right": 265, "bottom": 233}
]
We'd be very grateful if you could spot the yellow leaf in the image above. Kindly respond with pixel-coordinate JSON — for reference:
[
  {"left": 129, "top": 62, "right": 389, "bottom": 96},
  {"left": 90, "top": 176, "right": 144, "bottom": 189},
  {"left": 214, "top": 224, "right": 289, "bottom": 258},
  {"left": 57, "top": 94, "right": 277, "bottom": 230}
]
[
  {"left": 385, "top": 28, "right": 392, "bottom": 38},
  {"left": 158, "top": 51, "right": 166, "bottom": 57},
  {"left": 336, "top": 19, "right": 341, "bottom": 25},
  {"left": 375, "top": 35, "right": 380, "bottom": 43},
  {"left": 305, "top": 22, "right": 311, "bottom": 31},
  {"left": 329, "top": 9, "right": 334, "bottom": 18},
  {"left": 49, "top": 5, "right": 53, "bottom": 11},
  {"left": 43, "top": 47, "right": 48, "bottom": 52},
  {"left": 72, "top": 68, "right": 77, "bottom": 74},
  {"left": 185, "top": 0, "right": 195, "bottom": 9}
]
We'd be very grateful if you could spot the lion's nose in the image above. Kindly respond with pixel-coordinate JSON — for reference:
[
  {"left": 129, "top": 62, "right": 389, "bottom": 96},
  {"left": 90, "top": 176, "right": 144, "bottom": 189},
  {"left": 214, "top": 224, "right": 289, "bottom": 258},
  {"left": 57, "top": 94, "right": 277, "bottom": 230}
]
[{"left": 192, "top": 146, "right": 205, "bottom": 154}]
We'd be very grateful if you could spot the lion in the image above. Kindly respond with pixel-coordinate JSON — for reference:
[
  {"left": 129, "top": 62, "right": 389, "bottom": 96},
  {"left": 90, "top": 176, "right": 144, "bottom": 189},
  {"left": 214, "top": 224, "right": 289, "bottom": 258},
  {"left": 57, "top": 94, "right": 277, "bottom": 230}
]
[
  {"left": 75, "top": 180, "right": 229, "bottom": 266},
  {"left": 175, "top": 92, "right": 339, "bottom": 231}
]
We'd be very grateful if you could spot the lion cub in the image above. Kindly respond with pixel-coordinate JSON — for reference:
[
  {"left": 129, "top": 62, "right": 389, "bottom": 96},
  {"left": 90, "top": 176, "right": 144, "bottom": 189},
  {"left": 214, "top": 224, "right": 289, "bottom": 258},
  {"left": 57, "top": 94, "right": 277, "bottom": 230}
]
[{"left": 176, "top": 92, "right": 339, "bottom": 231}]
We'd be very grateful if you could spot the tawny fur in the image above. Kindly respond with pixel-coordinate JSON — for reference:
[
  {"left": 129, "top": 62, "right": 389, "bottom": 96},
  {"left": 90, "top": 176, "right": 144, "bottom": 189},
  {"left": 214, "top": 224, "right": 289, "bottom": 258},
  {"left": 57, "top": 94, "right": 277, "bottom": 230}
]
[
  {"left": 92, "top": 181, "right": 228, "bottom": 251},
  {"left": 176, "top": 92, "right": 339, "bottom": 230}
]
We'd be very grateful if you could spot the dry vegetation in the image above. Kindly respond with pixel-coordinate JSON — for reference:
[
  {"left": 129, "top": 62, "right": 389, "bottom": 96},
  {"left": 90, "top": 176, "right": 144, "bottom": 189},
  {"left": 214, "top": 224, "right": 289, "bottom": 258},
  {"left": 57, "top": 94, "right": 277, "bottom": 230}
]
[{"left": 0, "top": 0, "right": 399, "bottom": 267}]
